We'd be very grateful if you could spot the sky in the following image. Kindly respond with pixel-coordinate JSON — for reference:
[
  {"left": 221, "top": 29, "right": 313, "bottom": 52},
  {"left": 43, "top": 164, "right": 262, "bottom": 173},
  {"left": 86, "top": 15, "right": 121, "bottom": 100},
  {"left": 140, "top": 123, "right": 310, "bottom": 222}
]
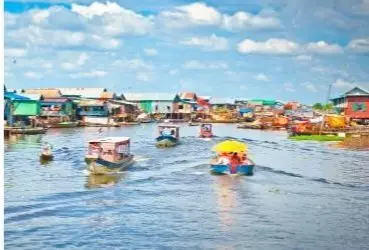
[{"left": 4, "top": 0, "right": 369, "bottom": 104}]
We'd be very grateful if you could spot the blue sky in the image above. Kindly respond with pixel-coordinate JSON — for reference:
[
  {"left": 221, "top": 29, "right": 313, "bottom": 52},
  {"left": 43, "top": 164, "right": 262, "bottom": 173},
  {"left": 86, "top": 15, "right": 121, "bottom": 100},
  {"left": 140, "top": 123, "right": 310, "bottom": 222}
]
[{"left": 4, "top": 0, "right": 369, "bottom": 104}]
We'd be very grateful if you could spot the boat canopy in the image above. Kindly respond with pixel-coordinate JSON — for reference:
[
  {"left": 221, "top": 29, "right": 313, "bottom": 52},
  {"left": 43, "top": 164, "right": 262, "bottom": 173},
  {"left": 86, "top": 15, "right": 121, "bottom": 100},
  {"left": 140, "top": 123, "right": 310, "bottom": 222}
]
[
  {"left": 212, "top": 140, "right": 247, "bottom": 153},
  {"left": 88, "top": 137, "right": 130, "bottom": 144},
  {"left": 158, "top": 124, "right": 179, "bottom": 128}
]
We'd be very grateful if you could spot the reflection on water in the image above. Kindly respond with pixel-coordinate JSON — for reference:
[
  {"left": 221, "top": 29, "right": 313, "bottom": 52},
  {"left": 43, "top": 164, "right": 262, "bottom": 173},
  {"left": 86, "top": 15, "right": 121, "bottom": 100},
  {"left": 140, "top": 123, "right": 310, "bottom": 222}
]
[
  {"left": 85, "top": 173, "right": 125, "bottom": 189},
  {"left": 214, "top": 175, "right": 241, "bottom": 231}
]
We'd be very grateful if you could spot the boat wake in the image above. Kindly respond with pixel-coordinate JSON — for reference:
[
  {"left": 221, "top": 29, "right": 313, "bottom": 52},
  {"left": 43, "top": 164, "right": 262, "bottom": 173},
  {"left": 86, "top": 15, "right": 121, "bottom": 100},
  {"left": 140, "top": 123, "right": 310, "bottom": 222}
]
[{"left": 257, "top": 165, "right": 369, "bottom": 190}]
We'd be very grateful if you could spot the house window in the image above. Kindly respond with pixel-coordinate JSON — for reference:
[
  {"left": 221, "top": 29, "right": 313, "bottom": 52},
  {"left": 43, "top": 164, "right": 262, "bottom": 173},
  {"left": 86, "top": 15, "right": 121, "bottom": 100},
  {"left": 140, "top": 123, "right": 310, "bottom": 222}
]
[
  {"left": 179, "top": 105, "right": 184, "bottom": 109},
  {"left": 352, "top": 103, "right": 366, "bottom": 112}
]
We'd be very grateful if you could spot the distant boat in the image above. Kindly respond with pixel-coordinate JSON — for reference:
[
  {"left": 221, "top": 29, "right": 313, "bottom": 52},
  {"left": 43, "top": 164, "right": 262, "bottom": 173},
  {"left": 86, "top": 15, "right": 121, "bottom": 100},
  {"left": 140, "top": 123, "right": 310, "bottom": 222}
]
[
  {"left": 48, "top": 121, "right": 79, "bottom": 128},
  {"left": 199, "top": 123, "right": 213, "bottom": 138},
  {"left": 85, "top": 137, "right": 134, "bottom": 174},
  {"left": 156, "top": 124, "right": 180, "bottom": 147},
  {"left": 188, "top": 122, "right": 200, "bottom": 126},
  {"left": 40, "top": 144, "right": 53, "bottom": 162},
  {"left": 136, "top": 113, "right": 152, "bottom": 123}
]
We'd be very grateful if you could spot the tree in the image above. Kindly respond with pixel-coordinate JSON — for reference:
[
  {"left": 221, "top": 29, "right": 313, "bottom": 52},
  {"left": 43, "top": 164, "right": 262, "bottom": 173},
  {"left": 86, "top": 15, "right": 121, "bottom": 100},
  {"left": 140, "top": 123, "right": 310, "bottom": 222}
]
[{"left": 313, "top": 103, "right": 323, "bottom": 110}]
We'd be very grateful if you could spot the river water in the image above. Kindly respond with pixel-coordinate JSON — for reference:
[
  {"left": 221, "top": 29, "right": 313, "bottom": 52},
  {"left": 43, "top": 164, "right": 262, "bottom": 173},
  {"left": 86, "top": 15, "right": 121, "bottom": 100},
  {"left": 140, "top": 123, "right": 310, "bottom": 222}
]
[{"left": 4, "top": 124, "right": 369, "bottom": 250}]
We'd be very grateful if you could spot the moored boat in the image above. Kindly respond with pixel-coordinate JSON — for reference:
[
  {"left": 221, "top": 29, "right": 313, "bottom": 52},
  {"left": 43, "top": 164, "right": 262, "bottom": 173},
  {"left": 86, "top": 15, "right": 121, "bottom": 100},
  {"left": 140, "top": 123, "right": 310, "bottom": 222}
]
[
  {"left": 156, "top": 125, "right": 180, "bottom": 147},
  {"left": 5, "top": 126, "right": 47, "bottom": 135},
  {"left": 210, "top": 140, "right": 255, "bottom": 175},
  {"left": 85, "top": 137, "right": 134, "bottom": 174},
  {"left": 199, "top": 123, "right": 213, "bottom": 138},
  {"left": 48, "top": 121, "right": 79, "bottom": 128}
]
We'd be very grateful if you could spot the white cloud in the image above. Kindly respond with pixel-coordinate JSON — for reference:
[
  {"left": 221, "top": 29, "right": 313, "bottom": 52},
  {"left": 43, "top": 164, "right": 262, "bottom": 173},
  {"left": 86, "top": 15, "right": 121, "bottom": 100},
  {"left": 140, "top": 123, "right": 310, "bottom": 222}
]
[
  {"left": 222, "top": 11, "right": 281, "bottom": 31},
  {"left": 254, "top": 73, "right": 269, "bottom": 81},
  {"left": 238, "top": 39, "right": 347, "bottom": 55},
  {"left": 69, "top": 70, "right": 107, "bottom": 79},
  {"left": 144, "top": 48, "right": 158, "bottom": 56},
  {"left": 136, "top": 72, "right": 151, "bottom": 82},
  {"left": 295, "top": 55, "right": 312, "bottom": 61},
  {"left": 5, "top": 48, "right": 27, "bottom": 57},
  {"left": 158, "top": 2, "right": 281, "bottom": 31},
  {"left": 180, "top": 34, "right": 228, "bottom": 51},
  {"left": 158, "top": 2, "right": 222, "bottom": 28},
  {"left": 71, "top": 1, "right": 153, "bottom": 36},
  {"left": 283, "top": 82, "right": 296, "bottom": 92},
  {"left": 237, "top": 38, "right": 301, "bottom": 55},
  {"left": 306, "top": 41, "right": 343, "bottom": 54},
  {"left": 347, "top": 38, "right": 369, "bottom": 53},
  {"left": 61, "top": 52, "right": 89, "bottom": 71},
  {"left": 113, "top": 58, "right": 153, "bottom": 71},
  {"left": 333, "top": 79, "right": 355, "bottom": 89},
  {"left": 182, "top": 60, "right": 228, "bottom": 70},
  {"left": 301, "top": 82, "right": 317, "bottom": 92},
  {"left": 7, "top": 26, "right": 121, "bottom": 50},
  {"left": 24, "top": 71, "right": 43, "bottom": 79}
]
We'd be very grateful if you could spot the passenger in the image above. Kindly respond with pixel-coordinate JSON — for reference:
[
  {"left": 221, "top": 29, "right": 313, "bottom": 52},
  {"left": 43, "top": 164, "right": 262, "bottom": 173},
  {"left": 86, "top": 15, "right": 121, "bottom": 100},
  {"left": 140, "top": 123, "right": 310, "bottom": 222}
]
[
  {"left": 217, "top": 153, "right": 230, "bottom": 165},
  {"left": 230, "top": 152, "right": 240, "bottom": 165}
]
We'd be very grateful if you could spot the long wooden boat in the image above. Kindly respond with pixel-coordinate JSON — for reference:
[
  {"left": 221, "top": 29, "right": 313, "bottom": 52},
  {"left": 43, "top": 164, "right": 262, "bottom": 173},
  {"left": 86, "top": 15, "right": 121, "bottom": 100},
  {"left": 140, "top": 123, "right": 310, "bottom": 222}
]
[
  {"left": 4, "top": 126, "right": 47, "bottom": 135},
  {"left": 48, "top": 121, "right": 79, "bottom": 128},
  {"left": 188, "top": 122, "right": 200, "bottom": 126},
  {"left": 85, "top": 137, "right": 134, "bottom": 174},
  {"left": 210, "top": 158, "right": 255, "bottom": 175},
  {"left": 156, "top": 125, "right": 180, "bottom": 147}
]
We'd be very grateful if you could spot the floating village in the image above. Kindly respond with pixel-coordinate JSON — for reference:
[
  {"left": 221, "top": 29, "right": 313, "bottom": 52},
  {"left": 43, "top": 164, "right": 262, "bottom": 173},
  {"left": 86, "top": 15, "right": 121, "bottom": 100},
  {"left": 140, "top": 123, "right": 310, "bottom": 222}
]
[{"left": 4, "top": 85, "right": 369, "bottom": 175}]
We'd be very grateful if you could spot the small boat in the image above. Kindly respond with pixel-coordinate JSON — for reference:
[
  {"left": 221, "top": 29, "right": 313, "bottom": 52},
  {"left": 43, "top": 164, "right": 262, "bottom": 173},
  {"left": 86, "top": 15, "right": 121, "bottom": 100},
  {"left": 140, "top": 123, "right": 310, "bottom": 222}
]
[
  {"left": 136, "top": 113, "right": 152, "bottom": 123},
  {"left": 200, "top": 123, "right": 213, "bottom": 138},
  {"left": 5, "top": 126, "right": 47, "bottom": 135},
  {"left": 188, "top": 121, "right": 199, "bottom": 126},
  {"left": 48, "top": 121, "right": 79, "bottom": 128},
  {"left": 40, "top": 144, "right": 53, "bottom": 161},
  {"left": 211, "top": 158, "right": 255, "bottom": 175},
  {"left": 156, "top": 124, "right": 180, "bottom": 147},
  {"left": 85, "top": 137, "right": 134, "bottom": 174},
  {"left": 210, "top": 140, "right": 255, "bottom": 175}
]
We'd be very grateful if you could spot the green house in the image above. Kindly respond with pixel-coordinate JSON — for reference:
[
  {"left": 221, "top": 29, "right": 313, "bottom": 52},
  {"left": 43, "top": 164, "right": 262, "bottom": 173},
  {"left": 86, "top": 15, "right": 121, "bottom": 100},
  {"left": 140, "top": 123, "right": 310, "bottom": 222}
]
[{"left": 12, "top": 99, "right": 40, "bottom": 116}]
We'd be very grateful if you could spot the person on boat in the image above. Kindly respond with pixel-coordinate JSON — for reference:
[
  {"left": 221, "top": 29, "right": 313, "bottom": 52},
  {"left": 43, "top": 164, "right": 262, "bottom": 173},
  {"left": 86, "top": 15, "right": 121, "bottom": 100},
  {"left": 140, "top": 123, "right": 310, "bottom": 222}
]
[
  {"left": 230, "top": 152, "right": 240, "bottom": 165},
  {"left": 42, "top": 143, "right": 53, "bottom": 155},
  {"left": 170, "top": 129, "right": 175, "bottom": 136},
  {"left": 230, "top": 152, "right": 241, "bottom": 173},
  {"left": 217, "top": 153, "right": 230, "bottom": 165}
]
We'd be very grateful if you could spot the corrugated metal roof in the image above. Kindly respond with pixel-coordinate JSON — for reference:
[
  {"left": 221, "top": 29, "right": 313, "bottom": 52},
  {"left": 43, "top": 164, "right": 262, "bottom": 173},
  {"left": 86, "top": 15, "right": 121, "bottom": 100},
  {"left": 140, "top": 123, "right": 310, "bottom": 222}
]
[
  {"left": 58, "top": 88, "right": 107, "bottom": 98},
  {"left": 24, "top": 88, "right": 61, "bottom": 98},
  {"left": 180, "top": 92, "right": 197, "bottom": 100},
  {"left": 42, "top": 98, "right": 70, "bottom": 103},
  {"left": 124, "top": 93, "right": 175, "bottom": 101},
  {"left": 210, "top": 97, "right": 235, "bottom": 105},
  {"left": 100, "top": 92, "right": 115, "bottom": 99},
  {"left": 78, "top": 99, "right": 106, "bottom": 106},
  {"left": 109, "top": 100, "right": 137, "bottom": 106},
  {"left": 21, "top": 94, "right": 42, "bottom": 100},
  {"left": 198, "top": 96, "right": 211, "bottom": 101}
]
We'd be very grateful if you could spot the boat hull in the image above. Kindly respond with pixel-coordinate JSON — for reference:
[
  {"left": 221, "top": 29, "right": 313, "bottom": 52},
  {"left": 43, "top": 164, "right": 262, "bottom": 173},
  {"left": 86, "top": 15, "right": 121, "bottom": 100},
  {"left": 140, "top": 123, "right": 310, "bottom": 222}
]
[
  {"left": 156, "top": 136, "right": 178, "bottom": 147},
  {"left": 200, "top": 132, "right": 213, "bottom": 138},
  {"left": 40, "top": 154, "right": 54, "bottom": 161},
  {"left": 87, "top": 155, "right": 134, "bottom": 175},
  {"left": 210, "top": 161, "right": 255, "bottom": 175},
  {"left": 48, "top": 122, "right": 79, "bottom": 128}
]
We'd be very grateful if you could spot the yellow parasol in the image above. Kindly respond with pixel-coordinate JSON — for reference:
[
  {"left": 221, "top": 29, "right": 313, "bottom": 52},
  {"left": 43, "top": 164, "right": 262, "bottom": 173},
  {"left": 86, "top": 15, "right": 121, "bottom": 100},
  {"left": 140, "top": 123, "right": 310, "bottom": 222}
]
[{"left": 212, "top": 140, "right": 248, "bottom": 153}]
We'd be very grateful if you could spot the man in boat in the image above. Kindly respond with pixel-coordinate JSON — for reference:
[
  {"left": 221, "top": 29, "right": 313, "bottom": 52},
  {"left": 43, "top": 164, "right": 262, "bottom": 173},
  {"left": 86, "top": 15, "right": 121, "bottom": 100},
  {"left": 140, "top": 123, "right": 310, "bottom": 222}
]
[
  {"left": 230, "top": 152, "right": 241, "bottom": 173},
  {"left": 217, "top": 152, "right": 230, "bottom": 165}
]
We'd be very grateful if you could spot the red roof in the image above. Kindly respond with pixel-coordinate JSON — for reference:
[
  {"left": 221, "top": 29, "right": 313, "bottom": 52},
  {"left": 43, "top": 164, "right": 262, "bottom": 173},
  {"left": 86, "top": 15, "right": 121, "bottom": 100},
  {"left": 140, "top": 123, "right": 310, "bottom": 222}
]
[{"left": 42, "top": 98, "right": 71, "bottom": 103}]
